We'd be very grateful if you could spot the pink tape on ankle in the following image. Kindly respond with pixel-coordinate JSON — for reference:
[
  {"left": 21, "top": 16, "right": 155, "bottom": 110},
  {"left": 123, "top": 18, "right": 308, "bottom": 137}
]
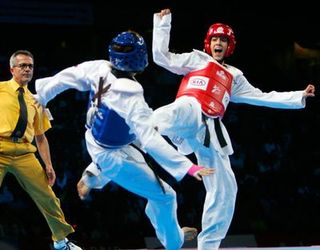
[{"left": 187, "top": 164, "right": 204, "bottom": 176}]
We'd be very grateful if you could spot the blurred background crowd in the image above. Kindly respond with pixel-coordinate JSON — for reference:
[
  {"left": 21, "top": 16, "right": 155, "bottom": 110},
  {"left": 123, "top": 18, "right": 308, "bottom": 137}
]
[{"left": 0, "top": 0, "right": 319, "bottom": 249}]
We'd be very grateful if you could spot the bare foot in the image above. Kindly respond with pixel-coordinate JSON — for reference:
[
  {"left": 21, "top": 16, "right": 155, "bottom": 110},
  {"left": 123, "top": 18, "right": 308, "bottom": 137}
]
[
  {"left": 77, "top": 178, "right": 91, "bottom": 200},
  {"left": 182, "top": 227, "right": 198, "bottom": 241}
]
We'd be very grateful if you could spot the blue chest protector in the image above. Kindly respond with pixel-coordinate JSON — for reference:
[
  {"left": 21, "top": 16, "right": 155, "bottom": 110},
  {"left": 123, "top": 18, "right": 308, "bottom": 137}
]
[
  {"left": 91, "top": 105, "right": 136, "bottom": 148},
  {"left": 87, "top": 90, "right": 136, "bottom": 148}
]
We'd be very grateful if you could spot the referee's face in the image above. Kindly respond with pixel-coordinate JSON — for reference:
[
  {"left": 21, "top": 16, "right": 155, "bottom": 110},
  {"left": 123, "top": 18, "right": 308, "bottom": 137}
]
[{"left": 10, "top": 54, "right": 34, "bottom": 86}]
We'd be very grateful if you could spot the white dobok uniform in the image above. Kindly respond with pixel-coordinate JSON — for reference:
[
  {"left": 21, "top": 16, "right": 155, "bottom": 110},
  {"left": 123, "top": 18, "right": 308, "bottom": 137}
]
[
  {"left": 35, "top": 60, "right": 196, "bottom": 250},
  {"left": 152, "top": 12, "right": 307, "bottom": 250}
]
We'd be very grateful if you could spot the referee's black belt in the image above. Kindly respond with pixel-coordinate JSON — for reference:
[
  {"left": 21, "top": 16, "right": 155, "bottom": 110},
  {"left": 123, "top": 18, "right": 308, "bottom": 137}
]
[{"left": 0, "top": 136, "right": 26, "bottom": 143}]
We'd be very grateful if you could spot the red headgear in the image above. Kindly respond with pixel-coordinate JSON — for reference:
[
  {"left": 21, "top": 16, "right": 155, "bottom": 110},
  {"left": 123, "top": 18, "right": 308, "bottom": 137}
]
[{"left": 204, "top": 23, "right": 236, "bottom": 58}]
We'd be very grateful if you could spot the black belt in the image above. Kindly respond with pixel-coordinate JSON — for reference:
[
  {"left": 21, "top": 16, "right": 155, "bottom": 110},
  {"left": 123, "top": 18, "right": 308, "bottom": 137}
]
[
  {"left": 0, "top": 136, "right": 26, "bottom": 143},
  {"left": 214, "top": 118, "right": 227, "bottom": 148},
  {"left": 130, "top": 143, "right": 166, "bottom": 194},
  {"left": 202, "top": 115, "right": 227, "bottom": 148}
]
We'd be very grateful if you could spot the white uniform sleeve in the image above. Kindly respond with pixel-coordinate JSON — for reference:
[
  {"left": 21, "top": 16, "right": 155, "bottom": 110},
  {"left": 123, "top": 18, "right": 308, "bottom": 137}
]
[
  {"left": 35, "top": 60, "right": 107, "bottom": 106},
  {"left": 152, "top": 13, "right": 209, "bottom": 75},
  {"left": 231, "top": 73, "right": 306, "bottom": 109},
  {"left": 104, "top": 78, "right": 193, "bottom": 181}
]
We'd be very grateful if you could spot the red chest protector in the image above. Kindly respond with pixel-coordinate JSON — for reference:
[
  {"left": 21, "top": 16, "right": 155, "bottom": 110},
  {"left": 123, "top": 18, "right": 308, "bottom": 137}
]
[{"left": 176, "top": 61, "right": 233, "bottom": 117}]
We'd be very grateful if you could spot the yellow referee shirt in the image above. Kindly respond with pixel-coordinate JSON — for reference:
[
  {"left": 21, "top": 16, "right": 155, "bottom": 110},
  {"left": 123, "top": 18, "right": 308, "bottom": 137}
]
[{"left": 0, "top": 79, "right": 51, "bottom": 143}]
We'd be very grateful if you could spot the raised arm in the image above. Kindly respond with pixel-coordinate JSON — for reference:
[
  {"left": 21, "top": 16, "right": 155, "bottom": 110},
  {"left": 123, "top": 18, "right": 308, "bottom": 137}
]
[{"left": 35, "top": 60, "right": 106, "bottom": 106}]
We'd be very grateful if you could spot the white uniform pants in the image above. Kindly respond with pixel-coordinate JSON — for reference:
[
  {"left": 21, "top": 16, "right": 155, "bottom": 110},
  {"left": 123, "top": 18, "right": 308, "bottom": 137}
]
[
  {"left": 152, "top": 97, "right": 238, "bottom": 250},
  {"left": 194, "top": 141, "right": 237, "bottom": 250},
  {"left": 85, "top": 130, "right": 184, "bottom": 250}
]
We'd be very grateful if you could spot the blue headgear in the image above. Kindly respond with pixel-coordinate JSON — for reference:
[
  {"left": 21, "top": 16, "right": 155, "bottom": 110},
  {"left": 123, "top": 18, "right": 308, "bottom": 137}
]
[{"left": 109, "top": 31, "right": 148, "bottom": 72}]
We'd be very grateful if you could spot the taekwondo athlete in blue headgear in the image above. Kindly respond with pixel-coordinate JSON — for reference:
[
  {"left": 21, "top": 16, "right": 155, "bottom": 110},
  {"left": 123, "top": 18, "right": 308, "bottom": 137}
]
[{"left": 35, "top": 30, "right": 215, "bottom": 249}]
